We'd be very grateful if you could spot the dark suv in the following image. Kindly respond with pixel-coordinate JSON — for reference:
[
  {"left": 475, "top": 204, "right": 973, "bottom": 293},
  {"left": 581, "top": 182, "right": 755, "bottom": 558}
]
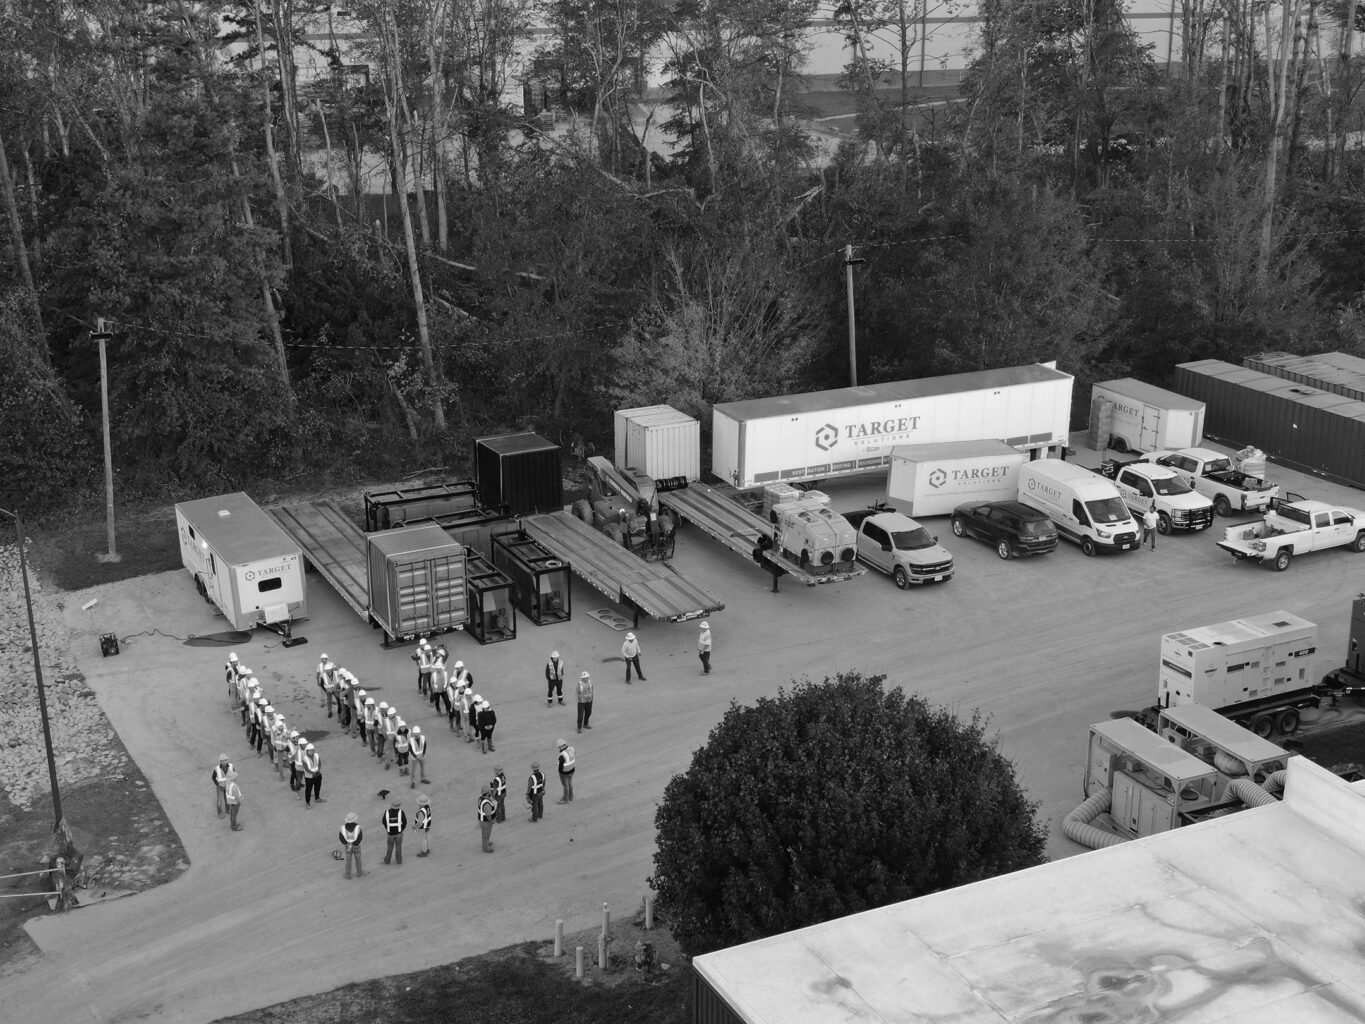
[{"left": 950, "top": 500, "right": 1058, "bottom": 559}]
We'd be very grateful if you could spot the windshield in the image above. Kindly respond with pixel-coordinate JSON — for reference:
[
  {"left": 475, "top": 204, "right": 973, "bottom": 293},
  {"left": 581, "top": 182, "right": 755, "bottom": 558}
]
[
  {"left": 892, "top": 528, "right": 936, "bottom": 550},
  {"left": 1085, "top": 497, "right": 1130, "bottom": 525},
  {"left": 1151, "top": 476, "right": 1193, "bottom": 496},
  {"left": 1204, "top": 457, "right": 1232, "bottom": 474},
  {"left": 1019, "top": 519, "right": 1054, "bottom": 536}
]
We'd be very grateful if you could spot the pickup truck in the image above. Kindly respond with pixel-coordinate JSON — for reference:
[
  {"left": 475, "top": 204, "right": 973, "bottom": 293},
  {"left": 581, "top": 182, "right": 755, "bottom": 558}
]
[
  {"left": 1216, "top": 500, "right": 1365, "bottom": 571},
  {"left": 844, "top": 506, "right": 954, "bottom": 589},
  {"left": 1140, "top": 447, "right": 1278, "bottom": 517},
  {"left": 1099, "top": 460, "right": 1215, "bottom": 534}
]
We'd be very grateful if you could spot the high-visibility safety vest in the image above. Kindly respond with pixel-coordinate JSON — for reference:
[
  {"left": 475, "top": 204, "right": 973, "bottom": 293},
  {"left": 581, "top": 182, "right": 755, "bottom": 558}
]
[
  {"left": 363, "top": 705, "right": 379, "bottom": 726},
  {"left": 271, "top": 722, "right": 287, "bottom": 746},
  {"left": 383, "top": 714, "right": 398, "bottom": 737},
  {"left": 528, "top": 770, "right": 545, "bottom": 795},
  {"left": 225, "top": 657, "right": 238, "bottom": 685},
  {"left": 429, "top": 665, "right": 449, "bottom": 693},
  {"left": 213, "top": 763, "right": 233, "bottom": 785},
  {"left": 394, "top": 732, "right": 410, "bottom": 754},
  {"left": 383, "top": 809, "right": 406, "bottom": 834},
  {"left": 559, "top": 747, "right": 576, "bottom": 773},
  {"left": 410, "top": 734, "right": 426, "bottom": 757},
  {"left": 417, "top": 647, "right": 433, "bottom": 672},
  {"left": 316, "top": 661, "right": 329, "bottom": 688},
  {"left": 225, "top": 781, "right": 242, "bottom": 804},
  {"left": 491, "top": 773, "right": 506, "bottom": 797},
  {"left": 415, "top": 806, "right": 432, "bottom": 830},
  {"left": 294, "top": 743, "right": 307, "bottom": 769},
  {"left": 339, "top": 824, "right": 362, "bottom": 847},
  {"left": 452, "top": 669, "right": 472, "bottom": 690},
  {"left": 286, "top": 738, "right": 299, "bottom": 762},
  {"left": 546, "top": 658, "right": 565, "bottom": 681},
  {"left": 477, "top": 797, "right": 496, "bottom": 821},
  {"left": 322, "top": 667, "right": 339, "bottom": 693},
  {"left": 303, "top": 750, "right": 320, "bottom": 777},
  {"left": 578, "top": 677, "right": 594, "bottom": 701}
]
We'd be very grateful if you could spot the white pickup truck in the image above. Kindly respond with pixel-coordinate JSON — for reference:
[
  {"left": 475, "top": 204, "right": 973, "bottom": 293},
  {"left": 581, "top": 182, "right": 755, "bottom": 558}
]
[
  {"left": 1216, "top": 500, "right": 1365, "bottom": 571},
  {"left": 1141, "top": 447, "right": 1278, "bottom": 517}
]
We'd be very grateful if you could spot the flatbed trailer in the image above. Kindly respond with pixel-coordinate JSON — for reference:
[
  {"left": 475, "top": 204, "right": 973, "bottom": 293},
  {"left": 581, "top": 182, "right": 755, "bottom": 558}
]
[
  {"left": 585, "top": 457, "right": 866, "bottom": 590},
  {"left": 521, "top": 511, "right": 723, "bottom": 625},
  {"left": 267, "top": 501, "right": 370, "bottom": 621}
]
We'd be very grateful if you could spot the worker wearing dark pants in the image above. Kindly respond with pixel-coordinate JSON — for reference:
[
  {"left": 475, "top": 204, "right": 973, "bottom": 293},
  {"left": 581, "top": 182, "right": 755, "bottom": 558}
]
[
  {"left": 382, "top": 801, "right": 407, "bottom": 865},
  {"left": 556, "top": 740, "right": 575, "bottom": 803},
  {"left": 478, "top": 701, "right": 497, "bottom": 753},
  {"left": 478, "top": 789, "right": 496, "bottom": 852},
  {"left": 527, "top": 763, "right": 545, "bottom": 822},
  {"left": 491, "top": 768, "right": 507, "bottom": 822},
  {"left": 1143, "top": 507, "right": 1159, "bottom": 550},
  {"left": 546, "top": 652, "right": 566, "bottom": 706},
  {"left": 621, "top": 633, "right": 646, "bottom": 682},
  {"left": 576, "top": 672, "right": 594, "bottom": 732},
  {"left": 698, "top": 622, "right": 712, "bottom": 674}
]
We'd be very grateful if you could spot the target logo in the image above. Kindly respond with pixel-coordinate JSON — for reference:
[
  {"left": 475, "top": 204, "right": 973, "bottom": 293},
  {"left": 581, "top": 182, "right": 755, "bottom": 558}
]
[
  {"left": 813, "top": 424, "right": 839, "bottom": 452},
  {"left": 928, "top": 468, "right": 948, "bottom": 489}
]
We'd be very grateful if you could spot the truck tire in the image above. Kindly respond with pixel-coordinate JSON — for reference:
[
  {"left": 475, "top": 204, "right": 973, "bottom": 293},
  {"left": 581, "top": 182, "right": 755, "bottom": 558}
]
[
  {"left": 571, "top": 499, "right": 593, "bottom": 523},
  {"left": 996, "top": 539, "right": 1012, "bottom": 560},
  {"left": 1110, "top": 436, "right": 1128, "bottom": 453},
  {"left": 1081, "top": 537, "right": 1096, "bottom": 557},
  {"left": 1251, "top": 714, "right": 1275, "bottom": 738},
  {"left": 1157, "top": 512, "right": 1171, "bottom": 536},
  {"left": 1213, "top": 495, "right": 1232, "bottom": 517},
  {"left": 1275, "top": 708, "right": 1301, "bottom": 735},
  {"left": 893, "top": 565, "right": 910, "bottom": 590},
  {"left": 1353, "top": 532, "right": 1365, "bottom": 553},
  {"left": 603, "top": 523, "right": 627, "bottom": 548},
  {"left": 1272, "top": 548, "right": 1292, "bottom": 572},
  {"left": 951, "top": 517, "right": 966, "bottom": 537}
]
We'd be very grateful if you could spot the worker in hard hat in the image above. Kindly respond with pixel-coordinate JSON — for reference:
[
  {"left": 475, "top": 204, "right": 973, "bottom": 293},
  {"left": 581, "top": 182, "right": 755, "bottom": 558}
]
[
  {"left": 576, "top": 671, "right": 594, "bottom": 733},
  {"left": 409, "top": 726, "right": 428, "bottom": 788},
  {"left": 545, "top": 650, "right": 566, "bottom": 706},
  {"left": 621, "top": 632, "right": 646, "bottom": 682},
  {"left": 698, "top": 621, "right": 713, "bottom": 674},
  {"left": 224, "top": 652, "right": 239, "bottom": 708}
]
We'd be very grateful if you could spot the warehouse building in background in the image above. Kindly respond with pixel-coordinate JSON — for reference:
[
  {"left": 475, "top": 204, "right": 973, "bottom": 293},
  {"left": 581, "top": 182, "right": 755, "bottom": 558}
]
[{"left": 692, "top": 759, "right": 1365, "bottom": 1024}]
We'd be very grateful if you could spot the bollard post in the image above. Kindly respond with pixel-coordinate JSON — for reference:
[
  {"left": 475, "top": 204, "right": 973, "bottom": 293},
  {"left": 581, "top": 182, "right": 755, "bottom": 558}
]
[
  {"left": 575, "top": 946, "right": 584, "bottom": 978},
  {"left": 554, "top": 919, "right": 564, "bottom": 957},
  {"left": 645, "top": 894, "right": 654, "bottom": 930},
  {"left": 602, "top": 901, "right": 610, "bottom": 937},
  {"left": 598, "top": 933, "right": 607, "bottom": 969}
]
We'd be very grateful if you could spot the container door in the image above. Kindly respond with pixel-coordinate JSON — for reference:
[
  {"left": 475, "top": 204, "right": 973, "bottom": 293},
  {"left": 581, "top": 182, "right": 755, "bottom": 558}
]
[{"left": 1140, "top": 407, "right": 1162, "bottom": 451}]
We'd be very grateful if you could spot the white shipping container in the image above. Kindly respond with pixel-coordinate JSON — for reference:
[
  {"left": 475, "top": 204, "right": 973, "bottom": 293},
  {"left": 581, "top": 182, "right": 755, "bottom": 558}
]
[
  {"left": 711, "top": 363, "right": 1073, "bottom": 489},
  {"left": 613, "top": 405, "right": 702, "bottom": 481},
  {"left": 887, "top": 440, "right": 1028, "bottom": 517},
  {"left": 174, "top": 492, "right": 308, "bottom": 632},
  {"left": 1090, "top": 379, "right": 1205, "bottom": 453}
]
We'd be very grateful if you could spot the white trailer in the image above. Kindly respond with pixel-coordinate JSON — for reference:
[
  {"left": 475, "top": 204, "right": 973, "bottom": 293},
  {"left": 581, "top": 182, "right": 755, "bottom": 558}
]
[
  {"left": 613, "top": 405, "right": 701, "bottom": 482},
  {"left": 886, "top": 440, "right": 1028, "bottom": 517},
  {"left": 175, "top": 492, "right": 307, "bottom": 634},
  {"left": 711, "top": 363, "right": 1072, "bottom": 489},
  {"left": 1089, "top": 378, "right": 1205, "bottom": 453}
]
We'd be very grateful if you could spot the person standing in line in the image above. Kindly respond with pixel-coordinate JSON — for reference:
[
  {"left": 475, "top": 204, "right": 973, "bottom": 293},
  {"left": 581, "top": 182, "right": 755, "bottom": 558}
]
[
  {"left": 394, "top": 720, "right": 411, "bottom": 776},
  {"left": 446, "top": 668, "right": 463, "bottom": 735},
  {"left": 556, "top": 740, "right": 576, "bottom": 803},
  {"left": 339, "top": 813, "right": 365, "bottom": 878},
  {"left": 381, "top": 706, "right": 399, "bottom": 769},
  {"left": 477, "top": 787, "right": 497, "bottom": 852},
  {"left": 292, "top": 728, "right": 308, "bottom": 801},
  {"left": 246, "top": 694, "right": 264, "bottom": 751},
  {"left": 224, "top": 771, "right": 243, "bottom": 831},
  {"left": 316, "top": 653, "right": 332, "bottom": 709},
  {"left": 336, "top": 669, "right": 355, "bottom": 734},
  {"left": 478, "top": 699, "right": 497, "bottom": 754},
  {"left": 697, "top": 621, "right": 712, "bottom": 674},
  {"left": 490, "top": 766, "right": 507, "bottom": 822},
  {"left": 357, "top": 692, "right": 373, "bottom": 747},
  {"left": 452, "top": 662, "right": 474, "bottom": 737},
  {"left": 374, "top": 702, "right": 390, "bottom": 759},
  {"left": 468, "top": 694, "right": 483, "bottom": 747},
  {"left": 429, "top": 654, "right": 450, "bottom": 716},
  {"left": 286, "top": 730, "right": 302, "bottom": 791},
  {"left": 268, "top": 713, "right": 287, "bottom": 778},
  {"left": 545, "top": 650, "right": 566, "bottom": 706},
  {"left": 414, "top": 639, "right": 432, "bottom": 696},
  {"left": 263, "top": 706, "right": 281, "bottom": 765},
  {"left": 414, "top": 794, "right": 433, "bottom": 856},
  {"left": 621, "top": 632, "right": 646, "bottom": 682},
  {"left": 303, "top": 742, "right": 323, "bottom": 808},
  {"left": 224, "top": 652, "right": 239, "bottom": 708},
  {"left": 1143, "top": 505, "right": 1159, "bottom": 551},
  {"left": 409, "top": 726, "right": 428, "bottom": 788},
  {"left": 321, "top": 660, "right": 340, "bottom": 718},
  {"left": 212, "top": 754, "right": 233, "bottom": 817},
  {"left": 257, "top": 702, "right": 273, "bottom": 758},
  {"left": 526, "top": 762, "right": 546, "bottom": 822},
  {"left": 382, "top": 799, "right": 407, "bottom": 865},
  {"left": 235, "top": 667, "right": 252, "bottom": 727},
  {"left": 576, "top": 672, "right": 594, "bottom": 733}
]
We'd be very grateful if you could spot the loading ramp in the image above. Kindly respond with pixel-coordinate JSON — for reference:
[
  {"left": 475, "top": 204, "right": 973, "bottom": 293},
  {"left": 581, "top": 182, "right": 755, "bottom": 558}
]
[
  {"left": 521, "top": 511, "right": 723, "bottom": 624},
  {"left": 267, "top": 501, "right": 370, "bottom": 621}
]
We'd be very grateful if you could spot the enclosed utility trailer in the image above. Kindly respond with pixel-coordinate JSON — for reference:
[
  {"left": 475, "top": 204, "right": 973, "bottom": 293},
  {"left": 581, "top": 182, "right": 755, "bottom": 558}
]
[
  {"left": 886, "top": 440, "right": 1028, "bottom": 518},
  {"left": 1089, "top": 378, "right": 1205, "bottom": 453},
  {"left": 366, "top": 524, "right": 467, "bottom": 647},
  {"left": 175, "top": 492, "right": 307, "bottom": 635}
]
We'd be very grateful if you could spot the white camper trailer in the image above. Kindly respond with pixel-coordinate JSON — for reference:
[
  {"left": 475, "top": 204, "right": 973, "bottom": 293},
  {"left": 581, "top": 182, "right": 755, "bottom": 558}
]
[{"left": 174, "top": 492, "right": 307, "bottom": 636}]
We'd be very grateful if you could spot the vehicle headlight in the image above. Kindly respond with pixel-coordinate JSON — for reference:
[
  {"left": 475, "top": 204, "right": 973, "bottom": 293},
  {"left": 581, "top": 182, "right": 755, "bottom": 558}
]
[
  {"left": 1251, "top": 540, "right": 1265, "bottom": 551},
  {"left": 1097, "top": 529, "right": 1112, "bottom": 539}
]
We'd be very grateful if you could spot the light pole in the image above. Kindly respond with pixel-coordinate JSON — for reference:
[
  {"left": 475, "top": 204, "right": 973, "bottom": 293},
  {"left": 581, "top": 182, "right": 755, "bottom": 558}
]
[{"left": 0, "top": 507, "right": 65, "bottom": 835}]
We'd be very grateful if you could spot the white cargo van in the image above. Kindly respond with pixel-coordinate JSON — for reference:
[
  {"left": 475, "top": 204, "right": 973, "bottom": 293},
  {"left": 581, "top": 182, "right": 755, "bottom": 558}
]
[{"left": 1017, "top": 460, "right": 1141, "bottom": 555}]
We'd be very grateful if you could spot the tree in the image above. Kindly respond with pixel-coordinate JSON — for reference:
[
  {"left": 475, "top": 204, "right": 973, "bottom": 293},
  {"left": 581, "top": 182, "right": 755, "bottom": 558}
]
[{"left": 649, "top": 672, "right": 1047, "bottom": 956}]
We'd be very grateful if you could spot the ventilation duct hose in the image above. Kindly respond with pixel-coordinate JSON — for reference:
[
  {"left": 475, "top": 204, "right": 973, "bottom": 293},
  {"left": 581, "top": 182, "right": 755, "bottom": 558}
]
[
  {"left": 1228, "top": 778, "right": 1278, "bottom": 808},
  {"left": 1262, "top": 769, "right": 1288, "bottom": 796},
  {"left": 1213, "top": 750, "right": 1248, "bottom": 777},
  {"left": 1063, "top": 787, "right": 1128, "bottom": 849}
]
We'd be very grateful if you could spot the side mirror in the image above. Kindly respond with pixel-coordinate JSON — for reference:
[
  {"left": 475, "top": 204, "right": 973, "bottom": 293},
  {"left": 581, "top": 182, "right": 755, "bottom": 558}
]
[
  {"left": 880, "top": 543, "right": 891, "bottom": 552},
  {"left": 932, "top": 536, "right": 939, "bottom": 543}
]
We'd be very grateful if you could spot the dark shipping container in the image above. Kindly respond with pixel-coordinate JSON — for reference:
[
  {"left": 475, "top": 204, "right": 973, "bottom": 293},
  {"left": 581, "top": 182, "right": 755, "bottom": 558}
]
[
  {"left": 490, "top": 528, "right": 572, "bottom": 625},
  {"left": 366, "top": 524, "right": 468, "bottom": 646},
  {"left": 1174, "top": 360, "right": 1365, "bottom": 489},
  {"left": 363, "top": 481, "right": 480, "bottom": 531},
  {"left": 1244, "top": 351, "right": 1365, "bottom": 404},
  {"left": 692, "top": 966, "right": 747, "bottom": 1024},
  {"left": 474, "top": 433, "right": 563, "bottom": 515}
]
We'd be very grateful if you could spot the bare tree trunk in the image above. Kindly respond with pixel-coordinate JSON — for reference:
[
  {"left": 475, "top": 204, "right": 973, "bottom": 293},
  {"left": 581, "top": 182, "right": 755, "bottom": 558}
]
[
  {"left": 1216, "top": 11, "right": 1230, "bottom": 155},
  {"left": 314, "top": 100, "right": 345, "bottom": 230},
  {"left": 232, "top": 160, "right": 292, "bottom": 395},
  {"left": 0, "top": 130, "right": 48, "bottom": 360},
  {"left": 1259, "top": 0, "right": 1303, "bottom": 286},
  {"left": 270, "top": 0, "right": 302, "bottom": 170},
  {"left": 254, "top": 1, "right": 293, "bottom": 269},
  {"left": 1334, "top": 0, "right": 1360, "bottom": 181},
  {"left": 387, "top": 369, "right": 421, "bottom": 441},
  {"left": 1286, "top": 0, "right": 1316, "bottom": 181}
]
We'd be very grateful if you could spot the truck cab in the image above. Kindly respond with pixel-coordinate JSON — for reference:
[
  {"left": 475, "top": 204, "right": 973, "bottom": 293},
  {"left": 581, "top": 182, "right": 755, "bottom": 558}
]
[
  {"left": 1108, "top": 462, "right": 1214, "bottom": 534},
  {"left": 844, "top": 507, "right": 953, "bottom": 589}
]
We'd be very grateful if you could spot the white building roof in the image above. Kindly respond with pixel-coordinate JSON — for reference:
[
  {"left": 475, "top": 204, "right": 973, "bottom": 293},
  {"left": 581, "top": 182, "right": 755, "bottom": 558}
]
[{"left": 693, "top": 758, "right": 1365, "bottom": 1023}]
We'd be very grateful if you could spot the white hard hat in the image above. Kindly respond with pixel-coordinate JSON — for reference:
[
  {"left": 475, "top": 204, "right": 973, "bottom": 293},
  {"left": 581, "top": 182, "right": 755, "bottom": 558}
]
[
  {"left": 479, "top": 699, "right": 490, "bottom": 709},
  {"left": 256, "top": 696, "right": 267, "bottom": 705},
  {"left": 700, "top": 621, "right": 709, "bottom": 629},
  {"left": 378, "top": 701, "right": 389, "bottom": 710},
  {"left": 274, "top": 712, "right": 284, "bottom": 721},
  {"left": 473, "top": 694, "right": 482, "bottom": 704},
  {"left": 290, "top": 730, "right": 299, "bottom": 738},
  {"left": 454, "top": 660, "right": 464, "bottom": 669},
  {"left": 364, "top": 697, "right": 375, "bottom": 706},
  {"left": 357, "top": 689, "right": 367, "bottom": 697},
  {"left": 228, "top": 652, "right": 238, "bottom": 662},
  {"left": 551, "top": 651, "right": 560, "bottom": 659},
  {"left": 386, "top": 706, "right": 396, "bottom": 716},
  {"left": 305, "top": 742, "right": 314, "bottom": 751},
  {"left": 320, "top": 652, "right": 329, "bottom": 660},
  {"left": 580, "top": 671, "right": 590, "bottom": 679},
  {"left": 397, "top": 718, "right": 406, "bottom": 728},
  {"left": 626, "top": 632, "right": 636, "bottom": 640},
  {"left": 264, "top": 705, "right": 274, "bottom": 714},
  {"left": 412, "top": 726, "right": 421, "bottom": 734},
  {"left": 421, "top": 639, "right": 431, "bottom": 649}
]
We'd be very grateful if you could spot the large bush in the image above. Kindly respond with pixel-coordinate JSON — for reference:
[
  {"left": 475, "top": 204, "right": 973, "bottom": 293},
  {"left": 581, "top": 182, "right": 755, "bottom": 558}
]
[{"left": 649, "top": 671, "right": 1047, "bottom": 955}]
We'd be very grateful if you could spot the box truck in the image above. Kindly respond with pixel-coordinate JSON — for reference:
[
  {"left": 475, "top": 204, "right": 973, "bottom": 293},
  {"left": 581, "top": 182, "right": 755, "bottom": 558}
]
[
  {"left": 711, "top": 362, "right": 1072, "bottom": 489},
  {"left": 1017, "top": 459, "right": 1141, "bottom": 555},
  {"left": 886, "top": 440, "right": 1028, "bottom": 518},
  {"left": 1089, "top": 379, "right": 1205, "bottom": 453},
  {"left": 175, "top": 492, "right": 307, "bottom": 634}
]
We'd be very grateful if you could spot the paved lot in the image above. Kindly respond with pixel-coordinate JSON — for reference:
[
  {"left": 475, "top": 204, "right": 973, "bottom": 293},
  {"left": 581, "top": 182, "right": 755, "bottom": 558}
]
[{"left": 7, "top": 437, "right": 1365, "bottom": 1022}]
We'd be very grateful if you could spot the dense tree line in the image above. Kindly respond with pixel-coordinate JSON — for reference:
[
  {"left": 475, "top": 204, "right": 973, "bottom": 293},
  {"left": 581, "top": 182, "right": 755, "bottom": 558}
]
[{"left": 1, "top": 0, "right": 1362, "bottom": 512}]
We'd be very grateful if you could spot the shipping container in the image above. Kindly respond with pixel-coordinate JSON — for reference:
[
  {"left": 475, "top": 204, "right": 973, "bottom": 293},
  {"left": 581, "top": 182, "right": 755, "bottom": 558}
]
[
  {"left": 614, "top": 405, "right": 702, "bottom": 481},
  {"left": 363, "top": 480, "right": 480, "bottom": 531},
  {"left": 1244, "top": 351, "right": 1365, "bottom": 404},
  {"left": 1088, "top": 378, "right": 1205, "bottom": 452},
  {"left": 711, "top": 362, "right": 1072, "bottom": 489},
  {"left": 886, "top": 440, "right": 1028, "bottom": 517},
  {"left": 490, "top": 528, "right": 572, "bottom": 625},
  {"left": 393, "top": 504, "right": 514, "bottom": 559},
  {"left": 474, "top": 433, "right": 563, "bottom": 514},
  {"left": 366, "top": 524, "right": 467, "bottom": 646},
  {"left": 463, "top": 550, "right": 516, "bottom": 644},
  {"left": 175, "top": 492, "right": 308, "bottom": 633},
  {"left": 1174, "top": 360, "right": 1365, "bottom": 488}
]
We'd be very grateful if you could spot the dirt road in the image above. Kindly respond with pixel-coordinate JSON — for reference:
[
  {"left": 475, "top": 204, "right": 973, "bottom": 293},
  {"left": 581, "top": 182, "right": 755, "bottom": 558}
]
[{"left": 6, "top": 440, "right": 1364, "bottom": 1022}]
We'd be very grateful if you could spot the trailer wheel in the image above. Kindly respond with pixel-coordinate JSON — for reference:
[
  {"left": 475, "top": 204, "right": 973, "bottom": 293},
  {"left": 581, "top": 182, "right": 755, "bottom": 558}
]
[
  {"left": 1272, "top": 548, "right": 1292, "bottom": 572},
  {"left": 1352, "top": 532, "right": 1365, "bottom": 553},
  {"left": 1251, "top": 714, "right": 1275, "bottom": 738},
  {"left": 604, "top": 523, "right": 627, "bottom": 548},
  {"left": 1081, "top": 537, "right": 1096, "bottom": 557},
  {"left": 893, "top": 566, "right": 910, "bottom": 590},
  {"left": 1110, "top": 436, "right": 1128, "bottom": 453},
  {"left": 1156, "top": 512, "right": 1172, "bottom": 536},
  {"left": 1275, "top": 708, "right": 1301, "bottom": 735},
  {"left": 1213, "top": 495, "right": 1232, "bottom": 517}
]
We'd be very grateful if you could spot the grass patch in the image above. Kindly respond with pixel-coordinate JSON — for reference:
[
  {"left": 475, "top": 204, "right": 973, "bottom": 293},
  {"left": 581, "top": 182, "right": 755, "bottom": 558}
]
[{"left": 27, "top": 505, "right": 181, "bottom": 592}]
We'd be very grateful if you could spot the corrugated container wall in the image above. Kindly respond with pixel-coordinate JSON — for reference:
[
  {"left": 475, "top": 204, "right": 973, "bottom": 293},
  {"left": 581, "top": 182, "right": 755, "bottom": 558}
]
[
  {"left": 615, "top": 405, "right": 702, "bottom": 481},
  {"left": 366, "top": 524, "right": 468, "bottom": 641},
  {"left": 692, "top": 968, "right": 747, "bottom": 1024},
  {"left": 474, "top": 433, "right": 564, "bottom": 515},
  {"left": 1174, "top": 360, "right": 1365, "bottom": 488},
  {"left": 1244, "top": 351, "right": 1365, "bottom": 404}
]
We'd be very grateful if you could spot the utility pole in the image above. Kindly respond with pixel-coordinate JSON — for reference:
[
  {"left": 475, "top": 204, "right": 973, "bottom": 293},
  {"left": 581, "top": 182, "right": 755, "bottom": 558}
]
[
  {"left": 843, "top": 244, "right": 865, "bottom": 386},
  {"left": 92, "top": 319, "right": 120, "bottom": 563}
]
